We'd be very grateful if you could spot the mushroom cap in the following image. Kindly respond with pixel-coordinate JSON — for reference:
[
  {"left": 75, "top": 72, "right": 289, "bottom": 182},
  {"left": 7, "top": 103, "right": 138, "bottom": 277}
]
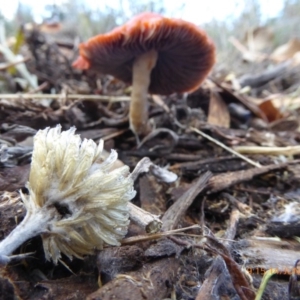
[{"left": 73, "top": 12, "right": 215, "bottom": 95}]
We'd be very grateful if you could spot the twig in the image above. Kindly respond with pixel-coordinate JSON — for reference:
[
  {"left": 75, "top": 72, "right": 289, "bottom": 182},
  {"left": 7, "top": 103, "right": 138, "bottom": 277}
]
[
  {"left": 122, "top": 225, "right": 200, "bottom": 245},
  {"left": 190, "top": 127, "right": 261, "bottom": 168},
  {"left": 228, "top": 36, "right": 249, "bottom": 54},
  {"left": 239, "top": 61, "right": 292, "bottom": 88},
  {"left": 27, "top": 82, "right": 49, "bottom": 94},
  {"left": 162, "top": 171, "right": 213, "bottom": 231},
  {"left": 207, "top": 161, "right": 291, "bottom": 193},
  {"left": 102, "top": 129, "right": 129, "bottom": 141},
  {"left": 151, "top": 95, "right": 170, "bottom": 113},
  {"left": 224, "top": 209, "right": 240, "bottom": 243},
  {"left": 128, "top": 203, "right": 162, "bottom": 234},
  {"left": 0, "top": 57, "right": 30, "bottom": 70},
  {"left": 222, "top": 193, "right": 252, "bottom": 216},
  {"left": 138, "top": 128, "right": 179, "bottom": 149},
  {"left": 0, "top": 93, "right": 131, "bottom": 102},
  {"left": 234, "top": 145, "right": 300, "bottom": 156}
]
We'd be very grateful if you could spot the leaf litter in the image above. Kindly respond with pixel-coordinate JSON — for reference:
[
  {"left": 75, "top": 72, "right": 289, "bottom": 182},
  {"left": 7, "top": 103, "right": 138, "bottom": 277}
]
[{"left": 1, "top": 20, "right": 300, "bottom": 300}]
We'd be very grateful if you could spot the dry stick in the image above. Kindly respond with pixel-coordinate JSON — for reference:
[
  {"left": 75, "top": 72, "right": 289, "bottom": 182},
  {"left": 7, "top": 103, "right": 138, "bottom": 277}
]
[
  {"left": 228, "top": 36, "right": 249, "bottom": 55},
  {"left": 27, "top": 82, "right": 49, "bottom": 94},
  {"left": 138, "top": 128, "right": 179, "bottom": 149},
  {"left": 233, "top": 186, "right": 278, "bottom": 196},
  {"left": 200, "top": 195, "right": 206, "bottom": 229},
  {"left": 222, "top": 192, "right": 252, "bottom": 216},
  {"left": 238, "top": 61, "right": 292, "bottom": 88},
  {"left": 102, "top": 129, "right": 129, "bottom": 141},
  {"left": 0, "top": 94, "right": 131, "bottom": 102},
  {"left": 0, "top": 57, "right": 30, "bottom": 70},
  {"left": 122, "top": 225, "right": 200, "bottom": 245},
  {"left": 224, "top": 209, "right": 240, "bottom": 245},
  {"left": 234, "top": 145, "right": 300, "bottom": 156},
  {"left": 190, "top": 127, "right": 261, "bottom": 168},
  {"left": 151, "top": 94, "right": 170, "bottom": 113},
  {"left": 161, "top": 171, "right": 213, "bottom": 231},
  {"left": 128, "top": 203, "right": 162, "bottom": 234},
  {"left": 207, "top": 161, "right": 293, "bottom": 194}
]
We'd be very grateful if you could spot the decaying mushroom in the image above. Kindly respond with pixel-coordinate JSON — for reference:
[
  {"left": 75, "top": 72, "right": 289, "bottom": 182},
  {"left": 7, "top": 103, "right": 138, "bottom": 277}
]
[
  {"left": 73, "top": 12, "right": 215, "bottom": 140},
  {"left": 0, "top": 125, "right": 136, "bottom": 264}
]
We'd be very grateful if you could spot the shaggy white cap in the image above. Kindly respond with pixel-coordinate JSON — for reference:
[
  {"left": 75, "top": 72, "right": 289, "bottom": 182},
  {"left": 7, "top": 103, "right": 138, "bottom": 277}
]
[{"left": 20, "top": 125, "right": 136, "bottom": 263}]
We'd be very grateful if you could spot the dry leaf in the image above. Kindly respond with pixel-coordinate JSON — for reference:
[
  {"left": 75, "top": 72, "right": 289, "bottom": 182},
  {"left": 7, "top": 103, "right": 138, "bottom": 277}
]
[
  {"left": 292, "top": 51, "right": 300, "bottom": 66},
  {"left": 259, "top": 99, "right": 283, "bottom": 122},
  {"left": 208, "top": 90, "right": 230, "bottom": 128},
  {"left": 244, "top": 26, "right": 274, "bottom": 52},
  {"left": 271, "top": 38, "right": 300, "bottom": 63},
  {"left": 229, "top": 36, "right": 267, "bottom": 63}
]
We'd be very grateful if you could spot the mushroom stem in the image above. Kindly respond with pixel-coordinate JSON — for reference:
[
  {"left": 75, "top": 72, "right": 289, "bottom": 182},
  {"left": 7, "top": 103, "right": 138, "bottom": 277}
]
[{"left": 130, "top": 49, "right": 158, "bottom": 139}]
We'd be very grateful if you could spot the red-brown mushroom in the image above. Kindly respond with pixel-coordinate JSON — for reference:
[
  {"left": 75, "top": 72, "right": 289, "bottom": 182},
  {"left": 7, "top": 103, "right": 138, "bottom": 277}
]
[{"left": 73, "top": 12, "right": 215, "bottom": 140}]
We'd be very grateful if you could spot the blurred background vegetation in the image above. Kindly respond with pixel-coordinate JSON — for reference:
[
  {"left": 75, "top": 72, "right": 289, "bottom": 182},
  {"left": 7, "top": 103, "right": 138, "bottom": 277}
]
[{"left": 0, "top": 0, "right": 300, "bottom": 72}]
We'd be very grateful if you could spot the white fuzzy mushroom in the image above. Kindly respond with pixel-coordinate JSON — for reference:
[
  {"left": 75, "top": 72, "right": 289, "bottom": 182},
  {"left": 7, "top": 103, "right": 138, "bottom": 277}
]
[{"left": 0, "top": 125, "right": 136, "bottom": 264}]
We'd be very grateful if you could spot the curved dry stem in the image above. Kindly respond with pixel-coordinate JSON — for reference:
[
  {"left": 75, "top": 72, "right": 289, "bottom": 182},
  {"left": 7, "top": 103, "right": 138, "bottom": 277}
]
[{"left": 0, "top": 207, "right": 55, "bottom": 259}]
